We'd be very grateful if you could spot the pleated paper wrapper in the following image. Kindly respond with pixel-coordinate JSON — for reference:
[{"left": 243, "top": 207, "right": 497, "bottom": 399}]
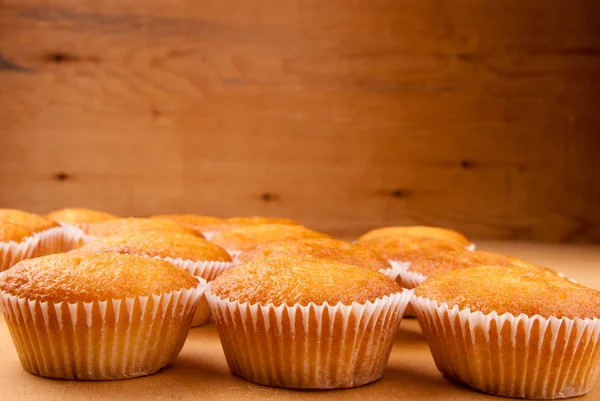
[
  {"left": 412, "top": 296, "right": 600, "bottom": 399},
  {"left": 60, "top": 224, "right": 97, "bottom": 251},
  {"left": 380, "top": 261, "right": 426, "bottom": 317},
  {"left": 206, "top": 286, "right": 414, "bottom": 389},
  {"left": 0, "top": 227, "right": 65, "bottom": 271},
  {"left": 0, "top": 284, "right": 204, "bottom": 380},
  {"left": 158, "top": 256, "right": 233, "bottom": 327}
]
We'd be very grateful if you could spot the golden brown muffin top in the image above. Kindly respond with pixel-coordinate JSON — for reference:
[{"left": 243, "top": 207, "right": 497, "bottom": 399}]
[
  {"left": 358, "top": 226, "right": 470, "bottom": 247},
  {"left": 152, "top": 214, "right": 223, "bottom": 234},
  {"left": 46, "top": 208, "right": 117, "bottom": 225},
  {"left": 237, "top": 238, "right": 391, "bottom": 271},
  {"left": 0, "top": 252, "right": 199, "bottom": 303},
  {"left": 78, "top": 230, "right": 232, "bottom": 262},
  {"left": 0, "top": 209, "right": 59, "bottom": 237},
  {"left": 204, "top": 216, "right": 301, "bottom": 234},
  {"left": 406, "top": 249, "right": 517, "bottom": 278},
  {"left": 210, "top": 224, "right": 329, "bottom": 252},
  {"left": 85, "top": 217, "right": 203, "bottom": 238},
  {"left": 211, "top": 256, "right": 401, "bottom": 306},
  {"left": 0, "top": 222, "right": 33, "bottom": 242},
  {"left": 415, "top": 265, "right": 600, "bottom": 319},
  {"left": 356, "top": 235, "right": 464, "bottom": 261}
]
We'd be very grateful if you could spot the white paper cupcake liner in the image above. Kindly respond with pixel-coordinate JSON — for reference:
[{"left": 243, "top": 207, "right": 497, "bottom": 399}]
[
  {"left": 0, "top": 227, "right": 65, "bottom": 271},
  {"left": 0, "top": 284, "right": 204, "bottom": 380},
  {"left": 206, "top": 286, "right": 414, "bottom": 389},
  {"left": 412, "top": 296, "right": 600, "bottom": 399},
  {"left": 226, "top": 250, "right": 243, "bottom": 265},
  {"left": 202, "top": 231, "right": 218, "bottom": 240},
  {"left": 60, "top": 224, "right": 97, "bottom": 251},
  {"left": 380, "top": 261, "right": 426, "bottom": 318},
  {"left": 155, "top": 256, "right": 233, "bottom": 327},
  {"left": 466, "top": 243, "right": 476, "bottom": 251}
]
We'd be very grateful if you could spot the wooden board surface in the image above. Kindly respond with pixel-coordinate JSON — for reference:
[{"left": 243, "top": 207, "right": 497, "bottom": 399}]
[
  {"left": 0, "top": 240, "right": 599, "bottom": 400},
  {"left": 2, "top": 1, "right": 600, "bottom": 242}
]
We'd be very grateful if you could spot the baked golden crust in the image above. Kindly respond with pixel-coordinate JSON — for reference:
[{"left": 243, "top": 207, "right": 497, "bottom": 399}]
[
  {"left": 357, "top": 226, "right": 470, "bottom": 247},
  {"left": 79, "top": 230, "right": 232, "bottom": 262},
  {"left": 85, "top": 217, "right": 202, "bottom": 238},
  {"left": 202, "top": 216, "right": 301, "bottom": 235},
  {"left": 356, "top": 235, "right": 464, "bottom": 261},
  {"left": 415, "top": 265, "right": 600, "bottom": 318},
  {"left": 237, "top": 238, "right": 391, "bottom": 271},
  {"left": 406, "top": 250, "right": 517, "bottom": 277},
  {"left": 46, "top": 208, "right": 117, "bottom": 225},
  {"left": 211, "top": 256, "right": 401, "bottom": 306},
  {"left": 0, "top": 222, "right": 32, "bottom": 242},
  {"left": 152, "top": 214, "right": 223, "bottom": 234},
  {"left": 0, "top": 252, "right": 199, "bottom": 303},
  {"left": 0, "top": 209, "right": 59, "bottom": 236},
  {"left": 210, "top": 224, "right": 329, "bottom": 252}
]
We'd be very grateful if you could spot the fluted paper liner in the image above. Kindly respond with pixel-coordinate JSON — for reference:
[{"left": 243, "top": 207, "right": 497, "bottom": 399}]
[
  {"left": 412, "top": 296, "right": 600, "bottom": 399},
  {"left": 59, "top": 224, "right": 97, "bottom": 251},
  {"left": 380, "top": 261, "right": 426, "bottom": 318},
  {"left": 0, "top": 284, "right": 204, "bottom": 380},
  {"left": 158, "top": 256, "right": 233, "bottom": 327},
  {"left": 206, "top": 286, "right": 414, "bottom": 389},
  {"left": 0, "top": 227, "right": 65, "bottom": 271}
]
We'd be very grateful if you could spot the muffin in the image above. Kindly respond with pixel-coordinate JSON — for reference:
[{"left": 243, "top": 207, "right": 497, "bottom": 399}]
[
  {"left": 357, "top": 226, "right": 472, "bottom": 249},
  {"left": 237, "top": 237, "right": 391, "bottom": 271},
  {"left": 152, "top": 214, "right": 223, "bottom": 238},
  {"left": 207, "top": 256, "right": 413, "bottom": 388},
  {"left": 83, "top": 217, "right": 203, "bottom": 245},
  {"left": 412, "top": 265, "right": 600, "bottom": 399},
  {"left": 46, "top": 208, "right": 118, "bottom": 250},
  {"left": 79, "top": 230, "right": 233, "bottom": 326},
  {"left": 0, "top": 209, "right": 64, "bottom": 270},
  {"left": 210, "top": 224, "right": 329, "bottom": 262},
  {"left": 201, "top": 216, "right": 301, "bottom": 239},
  {"left": 0, "top": 252, "right": 204, "bottom": 380}
]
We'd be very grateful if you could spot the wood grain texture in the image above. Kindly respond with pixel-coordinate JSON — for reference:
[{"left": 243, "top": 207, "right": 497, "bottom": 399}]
[{"left": 1, "top": 1, "right": 600, "bottom": 242}]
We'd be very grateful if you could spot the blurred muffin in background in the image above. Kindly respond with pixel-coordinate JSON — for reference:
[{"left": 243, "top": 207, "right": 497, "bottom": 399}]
[{"left": 47, "top": 207, "right": 118, "bottom": 250}]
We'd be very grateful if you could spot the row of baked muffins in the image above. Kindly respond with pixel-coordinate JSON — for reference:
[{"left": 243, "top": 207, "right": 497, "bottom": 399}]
[{"left": 0, "top": 208, "right": 599, "bottom": 399}]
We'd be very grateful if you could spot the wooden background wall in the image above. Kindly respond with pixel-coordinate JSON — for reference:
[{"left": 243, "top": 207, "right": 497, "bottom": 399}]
[{"left": 1, "top": 0, "right": 600, "bottom": 242}]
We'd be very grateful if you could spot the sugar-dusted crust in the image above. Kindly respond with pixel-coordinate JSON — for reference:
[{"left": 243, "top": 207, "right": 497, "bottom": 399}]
[
  {"left": 0, "top": 252, "right": 199, "bottom": 302},
  {"left": 211, "top": 256, "right": 401, "bottom": 306},
  {"left": 46, "top": 208, "right": 117, "bottom": 225},
  {"left": 356, "top": 235, "right": 464, "bottom": 261},
  {"left": 415, "top": 265, "right": 600, "bottom": 319},
  {"left": 405, "top": 249, "right": 517, "bottom": 277},
  {"left": 85, "top": 217, "right": 202, "bottom": 238},
  {"left": 237, "top": 238, "right": 391, "bottom": 271},
  {"left": 79, "top": 230, "right": 231, "bottom": 262},
  {"left": 357, "top": 226, "right": 470, "bottom": 247},
  {"left": 0, "top": 222, "right": 33, "bottom": 242},
  {"left": 0, "top": 209, "right": 59, "bottom": 236},
  {"left": 152, "top": 214, "right": 223, "bottom": 234},
  {"left": 210, "top": 224, "right": 329, "bottom": 252}
]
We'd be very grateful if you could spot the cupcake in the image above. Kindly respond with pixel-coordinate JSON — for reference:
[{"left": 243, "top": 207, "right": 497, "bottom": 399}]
[
  {"left": 0, "top": 209, "right": 64, "bottom": 270},
  {"left": 0, "top": 252, "right": 203, "bottom": 380},
  {"left": 412, "top": 265, "right": 600, "bottom": 399},
  {"left": 46, "top": 208, "right": 118, "bottom": 250},
  {"left": 237, "top": 237, "right": 391, "bottom": 272},
  {"left": 83, "top": 217, "right": 203, "bottom": 245},
  {"left": 152, "top": 214, "right": 224, "bottom": 238},
  {"left": 79, "top": 230, "right": 233, "bottom": 326},
  {"left": 210, "top": 224, "right": 329, "bottom": 262},
  {"left": 358, "top": 226, "right": 472, "bottom": 249},
  {"left": 202, "top": 216, "right": 301, "bottom": 239},
  {"left": 207, "top": 256, "right": 413, "bottom": 388}
]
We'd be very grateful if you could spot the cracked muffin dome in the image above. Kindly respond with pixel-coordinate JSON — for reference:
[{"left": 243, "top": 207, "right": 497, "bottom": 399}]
[
  {"left": 357, "top": 226, "right": 470, "bottom": 248},
  {"left": 237, "top": 238, "right": 391, "bottom": 271},
  {"left": 78, "top": 230, "right": 232, "bottom": 262},
  {"left": 47, "top": 208, "right": 117, "bottom": 226},
  {"left": 0, "top": 252, "right": 199, "bottom": 303},
  {"left": 210, "top": 224, "right": 329, "bottom": 252},
  {"left": 210, "top": 256, "right": 401, "bottom": 306},
  {"left": 0, "top": 209, "right": 59, "bottom": 237},
  {"left": 85, "top": 217, "right": 203, "bottom": 238},
  {"left": 415, "top": 265, "right": 600, "bottom": 319}
]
